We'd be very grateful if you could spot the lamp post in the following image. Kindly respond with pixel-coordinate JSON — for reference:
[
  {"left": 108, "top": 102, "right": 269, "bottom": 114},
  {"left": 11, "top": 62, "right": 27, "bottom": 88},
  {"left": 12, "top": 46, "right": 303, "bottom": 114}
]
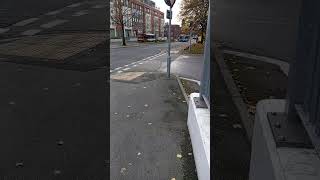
[{"left": 164, "top": 0, "right": 176, "bottom": 78}]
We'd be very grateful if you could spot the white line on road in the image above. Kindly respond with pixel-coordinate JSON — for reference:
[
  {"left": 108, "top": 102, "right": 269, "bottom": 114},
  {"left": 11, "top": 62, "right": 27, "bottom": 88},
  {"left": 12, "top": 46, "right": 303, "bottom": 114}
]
[
  {"left": 67, "top": 3, "right": 82, "bottom": 8},
  {"left": 110, "top": 52, "right": 166, "bottom": 74},
  {"left": 0, "top": 28, "right": 10, "bottom": 34},
  {"left": 13, "top": 18, "right": 39, "bottom": 26},
  {"left": 46, "top": 10, "right": 63, "bottom": 15},
  {"left": 20, "top": 29, "right": 42, "bottom": 36},
  {"left": 72, "top": 10, "right": 89, "bottom": 17},
  {"left": 40, "top": 19, "right": 68, "bottom": 28}
]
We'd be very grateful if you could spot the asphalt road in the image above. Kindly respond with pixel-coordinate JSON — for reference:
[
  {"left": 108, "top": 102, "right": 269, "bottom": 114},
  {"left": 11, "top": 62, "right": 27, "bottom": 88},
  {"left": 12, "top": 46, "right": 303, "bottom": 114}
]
[
  {"left": 0, "top": 0, "right": 108, "bottom": 177},
  {"left": 110, "top": 42, "right": 188, "bottom": 70},
  {"left": 0, "top": 0, "right": 82, "bottom": 27}
]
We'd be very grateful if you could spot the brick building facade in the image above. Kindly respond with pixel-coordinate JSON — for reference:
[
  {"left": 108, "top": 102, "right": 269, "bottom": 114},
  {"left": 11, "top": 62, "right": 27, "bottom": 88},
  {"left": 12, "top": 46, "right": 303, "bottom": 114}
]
[
  {"left": 164, "top": 24, "right": 181, "bottom": 40},
  {"left": 110, "top": 0, "right": 164, "bottom": 39}
]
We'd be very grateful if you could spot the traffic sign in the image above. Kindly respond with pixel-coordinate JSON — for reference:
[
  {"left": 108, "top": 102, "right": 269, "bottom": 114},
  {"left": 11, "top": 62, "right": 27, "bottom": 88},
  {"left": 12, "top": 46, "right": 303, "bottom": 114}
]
[
  {"left": 164, "top": 0, "right": 176, "bottom": 7},
  {"left": 166, "top": 10, "right": 172, "bottom": 19}
]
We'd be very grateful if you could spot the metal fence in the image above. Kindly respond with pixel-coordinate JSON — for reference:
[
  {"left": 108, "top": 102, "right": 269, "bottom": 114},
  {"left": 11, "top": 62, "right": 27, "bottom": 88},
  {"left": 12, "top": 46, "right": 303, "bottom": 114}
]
[
  {"left": 287, "top": 0, "right": 320, "bottom": 148},
  {"left": 200, "top": 8, "right": 210, "bottom": 104}
]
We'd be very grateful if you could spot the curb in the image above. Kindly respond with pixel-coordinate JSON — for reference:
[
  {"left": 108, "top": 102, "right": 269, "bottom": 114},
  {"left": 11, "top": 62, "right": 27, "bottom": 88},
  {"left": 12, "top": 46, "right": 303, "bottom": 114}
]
[
  {"left": 176, "top": 76, "right": 189, "bottom": 105},
  {"left": 214, "top": 45, "right": 254, "bottom": 142}
]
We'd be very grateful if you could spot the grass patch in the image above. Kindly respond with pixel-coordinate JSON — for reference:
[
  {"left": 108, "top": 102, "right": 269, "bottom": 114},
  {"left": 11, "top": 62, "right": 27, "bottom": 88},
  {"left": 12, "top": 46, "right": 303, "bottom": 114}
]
[{"left": 184, "top": 43, "right": 204, "bottom": 54}]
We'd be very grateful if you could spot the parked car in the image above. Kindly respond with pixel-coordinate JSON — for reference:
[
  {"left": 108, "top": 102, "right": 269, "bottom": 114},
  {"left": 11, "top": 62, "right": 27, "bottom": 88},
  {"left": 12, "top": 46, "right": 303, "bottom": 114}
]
[{"left": 178, "top": 35, "right": 190, "bottom": 42}]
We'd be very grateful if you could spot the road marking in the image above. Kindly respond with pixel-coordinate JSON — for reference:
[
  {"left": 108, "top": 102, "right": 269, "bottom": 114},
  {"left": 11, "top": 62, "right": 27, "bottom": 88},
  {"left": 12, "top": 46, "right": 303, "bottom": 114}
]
[
  {"left": 114, "top": 67, "right": 121, "bottom": 70},
  {"left": 40, "top": 19, "right": 68, "bottom": 28},
  {"left": 72, "top": 10, "right": 89, "bottom": 17},
  {"left": 133, "top": 65, "right": 137, "bottom": 67},
  {"left": 124, "top": 65, "right": 129, "bottom": 67},
  {"left": 20, "top": 29, "right": 42, "bottom": 36},
  {"left": 0, "top": 28, "right": 10, "bottom": 34},
  {"left": 123, "top": 68, "right": 131, "bottom": 71},
  {"left": 117, "top": 70, "right": 123, "bottom": 73},
  {"left": 46, "top": 10, "right": 63, "bottom": 15},
  {"left": 13, "top": 18, "right": 39, "bottom": 26},
  {"left": 67, "top": 3, "right": 82, "bottom": 8},
  {"left": 139, "top": 62, "right": 143, "bottom": 65}
]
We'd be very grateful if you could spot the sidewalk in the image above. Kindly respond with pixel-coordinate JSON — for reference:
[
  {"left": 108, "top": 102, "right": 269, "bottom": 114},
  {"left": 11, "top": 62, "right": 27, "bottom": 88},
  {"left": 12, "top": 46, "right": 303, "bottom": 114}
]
[{"left": 110, "top": 54, "right": 198, "bottom": 179}]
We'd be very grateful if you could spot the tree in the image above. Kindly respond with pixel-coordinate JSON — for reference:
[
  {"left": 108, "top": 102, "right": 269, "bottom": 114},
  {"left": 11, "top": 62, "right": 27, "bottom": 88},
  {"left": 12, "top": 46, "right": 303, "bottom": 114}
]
[
  {"left": 179, "top": 0, "right": 209, "bottom": 43},
  {"left": 111, "top": 0, "right": 139, "bottom": 46}
]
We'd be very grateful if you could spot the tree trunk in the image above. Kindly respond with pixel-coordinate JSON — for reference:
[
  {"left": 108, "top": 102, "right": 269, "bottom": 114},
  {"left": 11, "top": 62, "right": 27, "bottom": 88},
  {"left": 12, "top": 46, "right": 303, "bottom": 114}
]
[
  {"left": 200, "top": 25, "right": 205, "bottom": 44},
  {"left": 121, "top": 23, "right": 126, "bottom": 46}
]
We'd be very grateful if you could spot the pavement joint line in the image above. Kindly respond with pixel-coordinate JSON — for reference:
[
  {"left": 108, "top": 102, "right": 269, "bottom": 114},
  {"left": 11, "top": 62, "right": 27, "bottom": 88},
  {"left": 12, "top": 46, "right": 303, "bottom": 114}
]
[
  {"left": 40, "top": 19, "right": 69, "bottom": 28},
  {"left": 13, "top": 18, "right": 39, "bottom": 26}
]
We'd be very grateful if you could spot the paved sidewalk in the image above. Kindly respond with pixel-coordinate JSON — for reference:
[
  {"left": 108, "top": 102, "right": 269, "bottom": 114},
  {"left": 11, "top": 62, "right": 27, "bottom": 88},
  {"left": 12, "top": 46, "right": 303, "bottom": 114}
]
[
  {"left": 110, "top": 51, "right": 199, "bottom": 179},
  {"left": 170, "top": 55, "right": 204, "bottom": 81}
]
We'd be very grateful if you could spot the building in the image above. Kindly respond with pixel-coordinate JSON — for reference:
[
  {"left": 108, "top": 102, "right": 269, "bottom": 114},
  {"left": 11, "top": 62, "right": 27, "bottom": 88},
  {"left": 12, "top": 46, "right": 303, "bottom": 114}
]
[
  {"left": 164, "top": 23, "right": 181, "bottom": 40},
  {"left": 110, "top": 0, "right": 165, "bottom": 39}
]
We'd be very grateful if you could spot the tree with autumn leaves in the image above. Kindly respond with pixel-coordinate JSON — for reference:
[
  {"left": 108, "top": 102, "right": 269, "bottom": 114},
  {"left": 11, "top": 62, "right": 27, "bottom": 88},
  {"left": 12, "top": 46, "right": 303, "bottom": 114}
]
[{"left": 179, "top": 0, "right": 209, "bottom": 44}]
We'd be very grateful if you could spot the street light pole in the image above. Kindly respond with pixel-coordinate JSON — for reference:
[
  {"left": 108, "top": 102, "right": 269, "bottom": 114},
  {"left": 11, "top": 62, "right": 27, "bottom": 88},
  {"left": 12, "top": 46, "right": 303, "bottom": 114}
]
[{"left": 167, "top": 6, "right": 172, "bottom": 78}]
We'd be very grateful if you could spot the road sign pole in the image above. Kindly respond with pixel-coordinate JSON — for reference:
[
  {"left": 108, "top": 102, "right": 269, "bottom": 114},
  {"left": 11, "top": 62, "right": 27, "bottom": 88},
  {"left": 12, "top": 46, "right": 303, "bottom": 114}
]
[
  {"left": 167, "top": 7, "right": 172, "bottom": 78},
  {"left": 189, "top": 30, "right": 191, "bottom": 52}
]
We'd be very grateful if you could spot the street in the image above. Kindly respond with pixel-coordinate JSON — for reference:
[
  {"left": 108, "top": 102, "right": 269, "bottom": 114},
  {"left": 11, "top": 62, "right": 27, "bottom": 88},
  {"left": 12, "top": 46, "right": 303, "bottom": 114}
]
[
  {"left": 110, "top": 42, "right": 187, "bottom": 69},
  {"left": 0, "top": 0, "right": 108, "bottom": 177}
]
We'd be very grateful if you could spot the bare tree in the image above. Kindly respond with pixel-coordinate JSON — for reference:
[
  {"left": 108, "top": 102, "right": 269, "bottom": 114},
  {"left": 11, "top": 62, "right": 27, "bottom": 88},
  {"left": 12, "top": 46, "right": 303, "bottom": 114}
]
[{"left": 111, "top": 0, "right": 139, "bottom": 46}]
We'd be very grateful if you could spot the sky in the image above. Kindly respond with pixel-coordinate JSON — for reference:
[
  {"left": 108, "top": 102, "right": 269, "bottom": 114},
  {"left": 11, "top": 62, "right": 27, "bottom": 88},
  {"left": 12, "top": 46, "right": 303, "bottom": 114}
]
[{"left": 154, "top": 0, "right": 182, "bottom": 25}]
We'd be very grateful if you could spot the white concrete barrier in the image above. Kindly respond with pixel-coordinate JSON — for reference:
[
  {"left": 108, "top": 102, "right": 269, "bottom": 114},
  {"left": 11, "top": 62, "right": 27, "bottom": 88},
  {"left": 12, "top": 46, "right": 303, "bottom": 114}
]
[{"left": 187, "top": 93, "right": 210, "bottom": 180}]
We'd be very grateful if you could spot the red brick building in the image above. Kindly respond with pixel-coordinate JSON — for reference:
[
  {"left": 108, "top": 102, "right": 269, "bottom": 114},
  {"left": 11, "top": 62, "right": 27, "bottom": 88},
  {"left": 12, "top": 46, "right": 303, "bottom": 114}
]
[
  {"left": 130, "top": 0, "right": 165, "bottom": 38},
  {"left": 164, "top": 24, "right": 181, "bottom": 40}
]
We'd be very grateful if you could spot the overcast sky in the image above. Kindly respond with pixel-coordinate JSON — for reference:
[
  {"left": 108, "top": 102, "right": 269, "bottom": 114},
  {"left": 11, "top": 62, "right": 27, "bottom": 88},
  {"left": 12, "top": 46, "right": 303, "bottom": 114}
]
[{"left": 154, "top": 0, "right": 182, "bottom": 25}]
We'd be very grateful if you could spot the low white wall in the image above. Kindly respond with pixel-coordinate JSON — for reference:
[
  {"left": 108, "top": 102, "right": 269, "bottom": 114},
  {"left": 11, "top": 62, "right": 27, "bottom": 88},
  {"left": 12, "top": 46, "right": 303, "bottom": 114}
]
[{"left": 187, "top": 93, "right": 210, "bottom": 180}]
